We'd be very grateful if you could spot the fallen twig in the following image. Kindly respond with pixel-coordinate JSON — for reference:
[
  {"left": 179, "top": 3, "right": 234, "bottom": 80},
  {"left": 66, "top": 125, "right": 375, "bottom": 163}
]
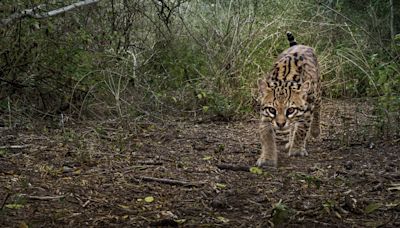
[
  {"left": 0, "top": 145, "right": 31, "bottom": 149},
  {"left": 84, "top": 165, "right": 160, "bottom": 176},
  {"left": 135, "top": 176, "right": 203, "bottom": 187},
  {"left": 82, "top": 200, "right": 91, "bottom": 208},
  {"left": 138, "top": 160, "right": 163, "bottom": 166},
  {"left": 20, "top": 194, "right": 66, "bottom": 200},
  {"left": 1, "top": 193, "right": 10, "bottom": 210},
  {"left": 216, "top": 163, "right": 251, "bottom": 172}
]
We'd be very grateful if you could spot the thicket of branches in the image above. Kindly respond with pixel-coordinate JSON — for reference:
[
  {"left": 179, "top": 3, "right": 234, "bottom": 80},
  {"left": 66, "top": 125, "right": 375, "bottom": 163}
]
[{"left": 1, "top": 0, "right": 399, "bottom": 133}]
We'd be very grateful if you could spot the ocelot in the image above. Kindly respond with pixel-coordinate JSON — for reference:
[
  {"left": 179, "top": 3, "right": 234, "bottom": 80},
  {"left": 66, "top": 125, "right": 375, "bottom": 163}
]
[{"left": 256, "top": 32, "right": 321, "bottom": 168}]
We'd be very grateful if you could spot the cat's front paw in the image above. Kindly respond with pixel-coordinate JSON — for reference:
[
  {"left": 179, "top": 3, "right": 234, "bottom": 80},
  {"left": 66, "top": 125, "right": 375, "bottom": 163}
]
[
  {"left": 288, "top": 148, "right": 308, "bottom": 157},
  {"left": 256, "top": 158, "right": 277, "bottom": 168}
]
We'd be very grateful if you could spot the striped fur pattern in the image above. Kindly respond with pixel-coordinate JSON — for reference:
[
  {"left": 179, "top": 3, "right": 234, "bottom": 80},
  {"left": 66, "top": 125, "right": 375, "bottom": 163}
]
[{"left": 256, "top": 32, "right": 321, "bottom": 168}]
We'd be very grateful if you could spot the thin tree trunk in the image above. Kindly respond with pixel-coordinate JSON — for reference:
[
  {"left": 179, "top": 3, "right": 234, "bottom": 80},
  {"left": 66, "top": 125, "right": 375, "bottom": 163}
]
[{"left": 389, "top": 0, "right": 394, "bottom": 40}]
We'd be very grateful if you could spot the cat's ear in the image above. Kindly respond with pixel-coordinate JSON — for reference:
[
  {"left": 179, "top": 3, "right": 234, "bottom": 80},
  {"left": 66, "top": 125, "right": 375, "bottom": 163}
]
[
  {"left": 301, "top": 81, "right": 311, "bottom": 93},
  {"left": 258, "top": 78, "right": 272, "bottom": 96}
]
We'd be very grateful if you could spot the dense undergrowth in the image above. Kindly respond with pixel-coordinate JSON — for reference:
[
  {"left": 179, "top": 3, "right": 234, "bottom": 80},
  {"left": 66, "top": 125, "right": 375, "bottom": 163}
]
[{"left": 0, "top": 0, "right": 399, "bottom": 137}]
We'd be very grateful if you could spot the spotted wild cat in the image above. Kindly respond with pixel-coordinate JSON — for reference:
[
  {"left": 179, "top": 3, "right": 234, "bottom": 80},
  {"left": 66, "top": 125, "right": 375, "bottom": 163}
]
[{"left": 256, "top": 32, "right": 321, "bottom": 167}]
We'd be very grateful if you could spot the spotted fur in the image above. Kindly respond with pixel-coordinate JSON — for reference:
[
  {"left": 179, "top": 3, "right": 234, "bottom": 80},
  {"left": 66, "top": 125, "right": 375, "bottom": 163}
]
[{"left": 256, "top": 32, "right": 321, "bottom": 168}]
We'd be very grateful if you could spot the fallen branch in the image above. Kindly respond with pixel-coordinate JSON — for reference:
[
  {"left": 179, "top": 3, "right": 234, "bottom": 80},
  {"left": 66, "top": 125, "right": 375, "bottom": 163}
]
[
  {"left": 135, "top": 176, "right": 203, "bottom": 187},
  {"left": 83, "top": 164, "right": 161, "bottom": 176},
  {"left": 138, "top": 161, "right": 163, "bottom": 166},
  {"left": 1, "top": 0, "right": 100, "bottom": 26},
  {"left": 20, "top": 194, "right": 66, "bottom": 200},
  {"left": 0, "top": 145, "right": 31, "bottom": 149},
  {"left": 1, "top": 193, "right": 10, "bottom": 210},
  {"left": 82, "top": 200, "right": 91, "bottom": 208},
  {"left": 216, "top": 163, "right": 252, "bottom": 172}
]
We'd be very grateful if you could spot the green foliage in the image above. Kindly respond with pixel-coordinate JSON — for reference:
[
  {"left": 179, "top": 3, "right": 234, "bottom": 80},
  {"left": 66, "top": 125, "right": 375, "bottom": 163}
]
[
  {"left": 249, "top": 166, "right": 263, "bottom": 175},
  {"left": 364, "top": 202, "right": 382, "bottom": 214},
  {"left": 322, "top": 199, "right": 337, "bottom": 214},
  {"left": 214, "top": 144, "right": 225, "bottom": 153},
  {"left": 0, "top": 0, "right": 399, "bottom": 136},
  {"left": 271, "top": 200, "right": 291, "bottom": 225},
  {"left": 292, "top": 172, "right": 322, "bottom": 189}
]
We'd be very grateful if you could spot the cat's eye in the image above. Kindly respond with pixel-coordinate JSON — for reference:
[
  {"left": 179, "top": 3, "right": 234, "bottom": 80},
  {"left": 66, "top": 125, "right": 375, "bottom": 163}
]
[
  {"left": 286, "top": 107, "right": 295, "bottom": 115},
  {"left": 268, "top": 107, "right": 276, "bottom": 115}
]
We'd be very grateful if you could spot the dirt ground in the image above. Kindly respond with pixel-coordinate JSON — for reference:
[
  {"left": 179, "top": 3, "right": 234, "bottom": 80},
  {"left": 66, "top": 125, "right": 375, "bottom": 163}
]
[{"left": 1, "top": 100, "right": 399, "bottom": 227}]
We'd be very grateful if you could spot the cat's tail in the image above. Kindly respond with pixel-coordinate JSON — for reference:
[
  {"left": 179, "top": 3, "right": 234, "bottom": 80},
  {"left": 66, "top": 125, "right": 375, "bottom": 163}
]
[{"left": 286, "top": 31, "right": 297, "bottom": 47}]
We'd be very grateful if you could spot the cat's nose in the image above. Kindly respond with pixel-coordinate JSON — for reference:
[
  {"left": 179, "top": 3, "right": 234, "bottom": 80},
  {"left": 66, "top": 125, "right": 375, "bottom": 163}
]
[{"left": 276, "top": 121, "right": 286, "bottom": 128}]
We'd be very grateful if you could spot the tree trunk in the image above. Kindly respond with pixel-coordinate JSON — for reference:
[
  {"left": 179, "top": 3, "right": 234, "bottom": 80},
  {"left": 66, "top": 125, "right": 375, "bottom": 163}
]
[{"left": 389, "top": 0, "right": 394, "bottom": 40}]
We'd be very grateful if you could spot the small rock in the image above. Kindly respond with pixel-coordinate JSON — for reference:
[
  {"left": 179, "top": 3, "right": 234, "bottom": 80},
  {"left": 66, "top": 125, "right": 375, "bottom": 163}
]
[
  {"left": 369, "top": 142, "right": 375, "bottom": 149},
  {"left": 371, "top": 182, "right": 383, "bottom": 191},
  {"left": 62, "top": 166, "right": 73, "bottom": 173},
  {"left": 211, "top": 194, "right": 228, "bottom": 209},
  {"left": 303, "top": 201, "right": 312, "bottom": 210},
  {"left": 149, "top": 219, "right": 178, "bottom": 227},
  {"left": 344, "top": 195, "right": 357, "bottom": 212},
  {"left": 344, "top": 161, "right": 353, "bottom": 170}
]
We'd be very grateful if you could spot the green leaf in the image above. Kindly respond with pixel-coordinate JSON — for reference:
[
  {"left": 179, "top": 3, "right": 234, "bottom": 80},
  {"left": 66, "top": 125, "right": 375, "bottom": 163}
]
[
  {"left": 214, "top": 144, "right": 225, "bottom": 153},
  {"left": 394, "top": 34, "right": 400, "bottom": 41},
  {"left": 144, "top": 196, "right": 154, "bottom": 203},
  {"left": 0, "top": 149, "right": 7, "bottom": 157},
  {"left": 215, "top": 183, "right": 226, "bottom": 189},
  {"left": 249, "top": 166, "right": 263, "bottom": 175},
  {"left": 202, "top": 155, "right": 212, "bottom": 160},
  {"left": 217, "top": 216, "right": 229, "bottom": 223},
  {"left": 364, "top": 202, "right": 382, "bottom": 214},
  {"left": 5, "top": 203, "right": 24, "bottom": 209}
]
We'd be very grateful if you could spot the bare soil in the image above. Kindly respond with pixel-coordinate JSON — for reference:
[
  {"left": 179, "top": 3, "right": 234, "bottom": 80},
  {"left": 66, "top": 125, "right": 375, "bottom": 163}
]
[{"left": 1, "top": 100, "right": 399, "bottom": 227}]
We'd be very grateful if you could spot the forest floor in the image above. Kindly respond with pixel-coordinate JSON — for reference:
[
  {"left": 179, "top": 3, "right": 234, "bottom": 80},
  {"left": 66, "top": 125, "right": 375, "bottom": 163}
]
[{"left": 1, "top": 99, "right": 399, "bottom": 227}]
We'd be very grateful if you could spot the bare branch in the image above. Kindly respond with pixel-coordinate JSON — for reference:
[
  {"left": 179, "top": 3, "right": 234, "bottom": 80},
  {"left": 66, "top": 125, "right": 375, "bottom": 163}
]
[
  {"left": 39, "top": 0, "right": 101, "bottom": 18},
  {"left": 216, "top": 163, "right": 251, "bottom": 172},
  {"left": 20, "top": 194, "right": 66, "bottom": 200},
  {"left": 1, "top": 4, "right": 45, "bottom": 26},
  {"left": 134, "top": 176, "right": 204, "bottom": 187},
  {"left": 1, "top": 0, "right": 101, "bottom": 26}
]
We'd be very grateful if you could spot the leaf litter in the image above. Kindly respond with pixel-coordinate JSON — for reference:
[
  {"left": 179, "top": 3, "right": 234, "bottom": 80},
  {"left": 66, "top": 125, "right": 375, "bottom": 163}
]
[{"left": 0, "top": 100, "right": 399, "bottom": 227}]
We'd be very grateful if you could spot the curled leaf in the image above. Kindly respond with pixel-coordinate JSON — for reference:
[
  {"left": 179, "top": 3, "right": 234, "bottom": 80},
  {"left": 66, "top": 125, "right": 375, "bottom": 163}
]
[
  {"left": 217, "top": 216, "right": 229, "bottom": 223},
  {"left": 215, "top": 183, "right": 226, "bottom": 189},
  {"left": 144, "top": 196, "right": 154, "bottom": 203},
  {"left": 118, "top": 204, "right": 130, "bottom": 209},
  {"left": 5, "top": 203, "right": 24, "bottom": 209},
  {"left": 364, "top": 202, "right": 382, "bottom": 214},
  {"left": 250, "top": 166, "right": 263, "bottom": 175}
]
